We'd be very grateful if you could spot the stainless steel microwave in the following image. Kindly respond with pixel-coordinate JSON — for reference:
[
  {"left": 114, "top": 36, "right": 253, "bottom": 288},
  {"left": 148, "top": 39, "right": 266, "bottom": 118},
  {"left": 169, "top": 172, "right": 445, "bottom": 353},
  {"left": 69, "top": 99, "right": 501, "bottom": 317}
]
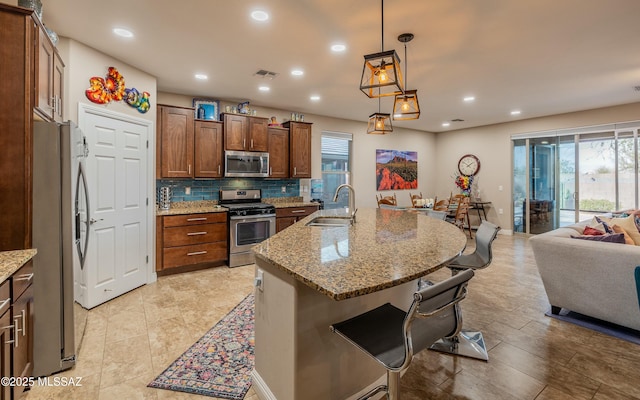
[{"left": 225, "top": 150, "right": 269, "bottom": 177}]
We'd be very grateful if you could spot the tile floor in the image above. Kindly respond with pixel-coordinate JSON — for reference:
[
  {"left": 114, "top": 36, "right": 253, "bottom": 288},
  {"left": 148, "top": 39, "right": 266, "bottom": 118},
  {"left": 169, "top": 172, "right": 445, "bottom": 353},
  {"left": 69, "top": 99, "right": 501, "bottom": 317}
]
[{"left": 24, "top": 234, "right": 640, "bottom": 400}]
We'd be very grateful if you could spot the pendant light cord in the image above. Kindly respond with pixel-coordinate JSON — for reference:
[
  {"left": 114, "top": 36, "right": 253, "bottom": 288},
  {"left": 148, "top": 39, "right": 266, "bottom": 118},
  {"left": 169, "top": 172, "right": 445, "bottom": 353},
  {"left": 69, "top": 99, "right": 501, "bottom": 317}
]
[
  {"left": 403, "top": 42, "right": 407, "bottom": 95},
  {"left": 381, "top": 0, "right": 384, "bottom": 52}
]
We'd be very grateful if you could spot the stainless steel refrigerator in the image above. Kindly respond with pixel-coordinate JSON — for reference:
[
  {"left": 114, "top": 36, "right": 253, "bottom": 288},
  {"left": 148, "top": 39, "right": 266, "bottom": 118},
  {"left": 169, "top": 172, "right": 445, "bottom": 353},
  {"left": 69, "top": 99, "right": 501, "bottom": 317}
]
[{"left": 32, "top": 120, "right": 89, "bottom": 376}]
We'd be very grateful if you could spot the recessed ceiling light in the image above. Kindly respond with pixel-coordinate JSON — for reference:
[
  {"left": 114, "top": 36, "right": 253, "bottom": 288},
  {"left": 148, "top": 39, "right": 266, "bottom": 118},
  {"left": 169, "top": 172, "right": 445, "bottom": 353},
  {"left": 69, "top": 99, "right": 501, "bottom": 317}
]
[
  {"left": 194, "top": 74, "right": 208, "bottom": 80},
  {"left": 331, "top": 43, "right": 346, "bottom": 52},
  {"left": 511, "top": 110, "right": 521, "bottom": 115},
  {"left": 113, "top": 28, "right": 134, "bottom": 38},
  {"left": 310, "top": 95, "right": 320, "bottom": 101},
  {"left": 291, "top": 69, "right": 304, "bottom": 76},
  {"left": 258, "top": 86, "right": 270, "bottom": 92},
  {"left": 463, "top": 96, "right": 475, "bottom": 102},
  {"left": 251, "top": 10, "right": 269, "bottom": 21},
  {"left": 442, "top": 122, "right": 451, "bottom": 127}
]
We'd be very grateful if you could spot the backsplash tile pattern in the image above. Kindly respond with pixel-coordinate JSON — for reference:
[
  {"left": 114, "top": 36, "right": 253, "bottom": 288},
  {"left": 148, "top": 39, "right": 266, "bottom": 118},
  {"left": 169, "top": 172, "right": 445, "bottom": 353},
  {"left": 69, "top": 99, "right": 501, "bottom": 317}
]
[{"left": 156, "top": 179, "right": 300, "bottom": 203}]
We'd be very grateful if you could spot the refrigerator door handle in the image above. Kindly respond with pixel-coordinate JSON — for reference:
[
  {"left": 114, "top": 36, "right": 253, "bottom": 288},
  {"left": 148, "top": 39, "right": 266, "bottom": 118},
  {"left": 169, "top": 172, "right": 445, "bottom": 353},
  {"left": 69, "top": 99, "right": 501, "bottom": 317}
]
[{"left": 75, "top": 162, "right": 90, "bottom": 270}]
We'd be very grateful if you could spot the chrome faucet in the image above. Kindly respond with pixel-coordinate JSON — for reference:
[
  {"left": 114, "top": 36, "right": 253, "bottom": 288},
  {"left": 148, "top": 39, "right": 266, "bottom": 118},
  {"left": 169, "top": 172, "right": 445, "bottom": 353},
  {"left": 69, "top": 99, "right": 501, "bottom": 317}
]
[{"left": 333, "top": 184, "right": 357, "bottom": 223}]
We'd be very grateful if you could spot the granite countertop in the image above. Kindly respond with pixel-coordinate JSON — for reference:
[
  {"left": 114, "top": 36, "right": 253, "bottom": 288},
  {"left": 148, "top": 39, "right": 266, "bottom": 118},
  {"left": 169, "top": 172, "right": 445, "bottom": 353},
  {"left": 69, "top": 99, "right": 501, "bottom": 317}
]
[
  {"left": 156, "top": 198, "right": 320, "bottom": 215},
  {"left": 0, "top": 249, "right": 37, "bottom": 283},
  {"left": 253, "top": 208, "right": 467, "bottom": 300},
  {"left": 156, "top": 200, "right": 227, "bottom": 216}
]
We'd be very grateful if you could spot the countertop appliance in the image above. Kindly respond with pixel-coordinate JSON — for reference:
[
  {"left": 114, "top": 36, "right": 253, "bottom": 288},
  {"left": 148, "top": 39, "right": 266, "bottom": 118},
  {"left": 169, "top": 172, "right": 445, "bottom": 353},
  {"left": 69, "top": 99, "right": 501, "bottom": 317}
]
[
  {"left": 225, "top": 150, "right": 269, "bottom": 178},
  {"left": 219, "top": 189, "right": 275, "bottom": 267},
  {"left": 32, "top": 120, "right": 89, "bottom": 376}
]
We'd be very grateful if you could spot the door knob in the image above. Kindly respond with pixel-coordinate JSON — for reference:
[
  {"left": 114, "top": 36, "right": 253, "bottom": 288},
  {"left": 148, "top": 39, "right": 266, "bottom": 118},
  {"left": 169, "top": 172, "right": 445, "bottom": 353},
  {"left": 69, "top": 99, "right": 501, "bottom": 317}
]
[{"left": 89, "top": 218, "right": 103, "bottom": 224}]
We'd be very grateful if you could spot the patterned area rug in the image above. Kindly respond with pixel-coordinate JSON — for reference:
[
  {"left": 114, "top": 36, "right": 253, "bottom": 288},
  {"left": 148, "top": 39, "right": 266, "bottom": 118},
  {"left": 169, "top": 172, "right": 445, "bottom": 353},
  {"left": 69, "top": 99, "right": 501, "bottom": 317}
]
[{"left": 148, "top": 294, "right": 255, "bottom": 399}]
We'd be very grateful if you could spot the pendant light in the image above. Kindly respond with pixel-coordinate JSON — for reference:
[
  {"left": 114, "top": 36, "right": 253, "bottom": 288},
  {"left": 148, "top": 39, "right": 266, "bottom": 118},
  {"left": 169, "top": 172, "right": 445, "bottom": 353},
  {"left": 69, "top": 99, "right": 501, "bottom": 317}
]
[
  {"left": 393, "top": 33, "right": 421, "bottom": 120},
  {"left": 367, "top": 97, "right": 393, "bottom": 134},
  {"left": 359, "top": 0, "right": 403, "bottom": 98}
]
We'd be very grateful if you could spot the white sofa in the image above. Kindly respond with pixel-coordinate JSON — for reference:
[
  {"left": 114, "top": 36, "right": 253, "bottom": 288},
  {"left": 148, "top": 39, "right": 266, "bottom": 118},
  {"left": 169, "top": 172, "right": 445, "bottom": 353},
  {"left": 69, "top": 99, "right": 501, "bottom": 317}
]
[{"left": 530, "top": 220, "right": 640, "bottom": 331}]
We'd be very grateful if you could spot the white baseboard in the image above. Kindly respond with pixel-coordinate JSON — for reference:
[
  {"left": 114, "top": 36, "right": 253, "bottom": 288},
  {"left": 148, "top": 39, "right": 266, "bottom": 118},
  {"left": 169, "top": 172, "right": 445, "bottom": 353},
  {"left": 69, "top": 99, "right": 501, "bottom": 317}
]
[
  {"left": 252, "top": 369, "right": 277, "bottom": 400},
  {"left": 498, "top": 228, "right": 513, "bottom": 235}
]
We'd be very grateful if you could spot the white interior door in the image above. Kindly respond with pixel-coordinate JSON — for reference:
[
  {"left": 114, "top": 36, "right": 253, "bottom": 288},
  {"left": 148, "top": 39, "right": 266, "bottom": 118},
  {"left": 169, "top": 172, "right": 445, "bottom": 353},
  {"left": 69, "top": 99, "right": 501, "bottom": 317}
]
[{"left": 77, "top": 106, "right": 151, "bottom": 308}]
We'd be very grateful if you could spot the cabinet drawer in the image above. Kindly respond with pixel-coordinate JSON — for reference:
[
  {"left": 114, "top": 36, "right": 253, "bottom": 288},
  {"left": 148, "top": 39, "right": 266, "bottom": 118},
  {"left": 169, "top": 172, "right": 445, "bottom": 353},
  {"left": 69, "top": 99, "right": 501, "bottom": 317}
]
[
  {"left": 163, "top": 242, "right": 227, "bottom": 269},
  {"left": 0, "top": 279, "right": 9, "bottom": 317},
  {"left": 275, "top": 206, "right": 318, "bottom": 218},
  {"left": 164, "top": 212, "right": 226, "bottom": 227},
  {"left": 163, "top": 223, "right": 227, "bottom": 247},
  {"left": 12, "top": 261, "right": 34, "bottom": 301}
]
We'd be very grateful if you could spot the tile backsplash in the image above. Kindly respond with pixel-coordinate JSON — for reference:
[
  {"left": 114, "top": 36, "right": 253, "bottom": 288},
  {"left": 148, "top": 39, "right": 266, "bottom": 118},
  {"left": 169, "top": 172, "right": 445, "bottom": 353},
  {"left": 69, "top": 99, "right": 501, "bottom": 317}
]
[{"left": 156, "top": 178, "right": 301, "bottom": 203}]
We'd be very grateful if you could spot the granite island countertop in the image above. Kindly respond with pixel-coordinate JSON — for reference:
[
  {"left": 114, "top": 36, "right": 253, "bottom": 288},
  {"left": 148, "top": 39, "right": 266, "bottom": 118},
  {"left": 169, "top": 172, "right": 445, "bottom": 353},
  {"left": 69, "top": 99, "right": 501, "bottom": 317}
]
[
  {"left": 156, "top": 200, "right": 227, "bottom": 216},
  {"left": 252, "top": 208, "right": 467, "bottom": 300},
  {"left": 0, "top": 249, "right": 37, "bottom": 283}
]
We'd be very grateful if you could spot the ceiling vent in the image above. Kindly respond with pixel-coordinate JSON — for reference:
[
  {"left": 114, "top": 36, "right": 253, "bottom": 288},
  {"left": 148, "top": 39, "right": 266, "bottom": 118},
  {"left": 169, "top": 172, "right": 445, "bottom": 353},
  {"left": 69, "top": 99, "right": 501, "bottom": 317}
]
[
  {"left": 634, "top": 86, "right": 640, "bottom": 92},
  {"left": 451, "top": 118, "right": 465, "bottom": 122},
  {"left": 254, "top": 69, "right": 279, "bottom": 79}
]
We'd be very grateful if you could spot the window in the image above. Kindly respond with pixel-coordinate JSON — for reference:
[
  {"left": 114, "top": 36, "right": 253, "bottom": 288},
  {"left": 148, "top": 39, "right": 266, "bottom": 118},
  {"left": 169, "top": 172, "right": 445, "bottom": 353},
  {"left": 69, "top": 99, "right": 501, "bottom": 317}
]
[{"left": 321, "top": 132, "right": 352, "bottom": 210}]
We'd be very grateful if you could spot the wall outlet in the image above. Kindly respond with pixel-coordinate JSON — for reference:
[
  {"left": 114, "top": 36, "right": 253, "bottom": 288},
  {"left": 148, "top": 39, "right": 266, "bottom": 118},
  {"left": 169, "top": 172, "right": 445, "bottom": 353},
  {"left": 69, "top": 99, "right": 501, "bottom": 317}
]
[
  {"left": 498, "top": 208, "right": 504, "bottom": 214},
  {"left": 281, "top": 186, "right": 287, "bottom": 193},
  {"left": 498, "top": 185, "right": 503, "bottom": 192},
  {"left": 255, "top": 269, "right": 264, "bottom": 292},
  {"left": 185, "top": 187, "right": 191, "bottom": 195}
]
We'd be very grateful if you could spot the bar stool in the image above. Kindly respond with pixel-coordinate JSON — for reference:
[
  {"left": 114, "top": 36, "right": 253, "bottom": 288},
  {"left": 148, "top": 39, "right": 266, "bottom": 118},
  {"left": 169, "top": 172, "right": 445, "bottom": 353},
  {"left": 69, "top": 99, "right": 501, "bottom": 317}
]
[
  {"left": 330, "top": 269, "right": 474, "bottom": 400},
  {"left": 430, "top": 220, "right": 500, "bottom": 361}
]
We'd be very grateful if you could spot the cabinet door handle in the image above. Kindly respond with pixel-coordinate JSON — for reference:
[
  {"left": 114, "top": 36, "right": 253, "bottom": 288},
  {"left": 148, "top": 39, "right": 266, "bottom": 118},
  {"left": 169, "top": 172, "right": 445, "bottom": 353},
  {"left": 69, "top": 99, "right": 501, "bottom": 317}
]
[
  {"left": 20, "top": 310, "right": 26, "bottom": 337},
  {"left": 187, "top": 231, "right": 207, "bottom": 236},
  {"left": 14, "top": 273, "right": 34, "bottom": 282},
  {"left": 291, "top": 210, "right": 306, "bottom": 214},
  {"left": 187, "top": 251, "right": 207, "bottom": 256},
  {"left": 187, "top": 217, "right": 207, "bottom": 222},
  {"left": 269, "top": 167, "right": 272, "bottom": 176},
  {"left": 188, "top": 164, "right": 191, "bottom": 175},
  {"left": 294, "top": 167, "right": 297, "bottom": 176},
  {"left": 0, "top": 298, "right": 9, "bottom": 310},
  {"left": 243, "top": 139, "right": 246, "bottom": 148},
  {"left": 13, "top": 319, "right": 19, "bottom": 348},
  {"left": 251, "top": 139, "right": 254, "bottom": 149},
  {"left": 218, "top": 165, "right": 221, "bottom": 175}
]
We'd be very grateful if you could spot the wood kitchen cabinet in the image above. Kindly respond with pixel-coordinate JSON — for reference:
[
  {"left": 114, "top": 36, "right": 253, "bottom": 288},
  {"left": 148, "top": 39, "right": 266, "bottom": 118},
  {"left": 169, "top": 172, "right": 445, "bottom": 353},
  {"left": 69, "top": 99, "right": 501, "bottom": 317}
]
[
  {"left": 223, "top": 114, "right": 268, "bottom": 152},
  {"left": 268, "top": 126, "right": 289, "bottom": 178},
  {"left": 35, "top": 24, "right": 64, "bottom": 122},
  {"left": 0, "top": 4, "right": 37, "bottom": 251},
  {"left": 156, "top": 212, "right": 228, "bottom": 274},
  {"left": 275, "top": 206, "right": 318, "bottom": 233},
  {"left": 195, "top": 120, "right": 224, "bottom": 178},
  {"left": 283, "top": 121, "right": 312, "bottom": 178},
  {"left": 157, "top": 105, "right": 195, "bottom": 178}
]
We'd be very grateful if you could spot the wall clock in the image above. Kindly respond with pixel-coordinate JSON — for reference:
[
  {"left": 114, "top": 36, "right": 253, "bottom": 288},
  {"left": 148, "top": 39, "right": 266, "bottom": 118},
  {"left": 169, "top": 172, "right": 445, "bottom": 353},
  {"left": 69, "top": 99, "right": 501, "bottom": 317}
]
[{"left": 458, "top": 154, "right": 480, "bottom": 176}]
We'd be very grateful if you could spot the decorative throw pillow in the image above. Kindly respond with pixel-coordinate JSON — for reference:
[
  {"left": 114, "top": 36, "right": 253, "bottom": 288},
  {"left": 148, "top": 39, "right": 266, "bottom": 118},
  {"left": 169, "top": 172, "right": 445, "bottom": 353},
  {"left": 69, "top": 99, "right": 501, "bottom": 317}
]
[
  {"left": 600, "top": 215, "right": 640, "bottom": 245},
  {"left": 595, "top": 216, "right": 614, "bottom": 233},
  {"left": 570, "top": 233, "right": 626, "bottom": 244},
  {"left": 583, "top": 226, "right": 604, "bottom": 236},
  {"left": 611, "top": 224, "right": 635, "bottom": 245},
  {"left": 587, "top": 216, "right": 608, "bottom": 234}
]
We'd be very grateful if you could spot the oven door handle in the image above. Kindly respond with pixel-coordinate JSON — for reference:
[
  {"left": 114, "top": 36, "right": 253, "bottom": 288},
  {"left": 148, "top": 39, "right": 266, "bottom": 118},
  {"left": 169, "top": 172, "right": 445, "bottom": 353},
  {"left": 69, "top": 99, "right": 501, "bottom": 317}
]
[{"left": 229, "top": 214, "right": 276, "bottom": 221}]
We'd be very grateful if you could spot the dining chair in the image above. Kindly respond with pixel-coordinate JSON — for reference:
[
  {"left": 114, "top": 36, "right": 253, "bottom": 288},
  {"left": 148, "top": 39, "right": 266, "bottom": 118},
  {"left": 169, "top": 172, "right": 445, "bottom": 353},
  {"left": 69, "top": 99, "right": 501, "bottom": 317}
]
[
  {"left": 451, "top": 201, "right": 472, "bottom": 238},
  {"left": 409, "top": 192, "right": 423, "bottom": 207},
  {"left": 377, "top": 193, "right": 397, "bottom": 208},
  {"left": 430, "top": 221, "right": 500, "bottom": 361},
  {"left": 432, "top": 198, "right": 449, "bottom": 211},
  {"left": 330, "top": 269, "right": 475, "bottom": 400}
]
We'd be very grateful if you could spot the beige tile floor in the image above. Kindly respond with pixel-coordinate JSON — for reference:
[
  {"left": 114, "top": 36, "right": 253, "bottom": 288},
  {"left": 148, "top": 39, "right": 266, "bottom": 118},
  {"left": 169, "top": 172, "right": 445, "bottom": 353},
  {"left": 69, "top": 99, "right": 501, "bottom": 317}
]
[{"left": 24, "top": 234, "right": 640, "bottom": 400}]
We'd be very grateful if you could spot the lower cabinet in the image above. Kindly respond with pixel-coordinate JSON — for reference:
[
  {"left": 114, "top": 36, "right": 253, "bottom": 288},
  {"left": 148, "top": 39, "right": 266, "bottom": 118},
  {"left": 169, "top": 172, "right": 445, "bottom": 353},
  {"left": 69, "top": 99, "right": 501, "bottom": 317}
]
[
  {"left": 0, "top": 261, "right": 34, "bottom": 400},
  {"left": 157, "top": 213, "right": 228, "bottom": 272},
  {"left": 275, "top": 206, "right": 319, "bottom": 233}
]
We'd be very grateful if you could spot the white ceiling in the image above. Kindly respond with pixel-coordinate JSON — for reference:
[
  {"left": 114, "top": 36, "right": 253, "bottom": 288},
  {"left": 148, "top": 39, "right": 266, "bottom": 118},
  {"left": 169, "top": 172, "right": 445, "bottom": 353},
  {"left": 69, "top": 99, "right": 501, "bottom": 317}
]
[{"left": 43, "top": 0, "right": 640, "bottom": 133}]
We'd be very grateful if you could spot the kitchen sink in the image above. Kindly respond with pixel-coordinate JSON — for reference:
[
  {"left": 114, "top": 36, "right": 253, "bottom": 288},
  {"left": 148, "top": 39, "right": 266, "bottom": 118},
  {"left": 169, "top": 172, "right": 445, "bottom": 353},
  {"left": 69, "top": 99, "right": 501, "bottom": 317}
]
[{"left": 305, "top": 217, "right": 353, "bottom": 227}]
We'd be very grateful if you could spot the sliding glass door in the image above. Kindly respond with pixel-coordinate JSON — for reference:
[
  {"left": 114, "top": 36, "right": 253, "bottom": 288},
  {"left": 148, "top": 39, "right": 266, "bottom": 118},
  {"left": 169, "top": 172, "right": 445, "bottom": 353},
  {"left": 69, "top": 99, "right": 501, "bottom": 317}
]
[{"left": 512, "top": 124, "right": 639, "bottom": 234}]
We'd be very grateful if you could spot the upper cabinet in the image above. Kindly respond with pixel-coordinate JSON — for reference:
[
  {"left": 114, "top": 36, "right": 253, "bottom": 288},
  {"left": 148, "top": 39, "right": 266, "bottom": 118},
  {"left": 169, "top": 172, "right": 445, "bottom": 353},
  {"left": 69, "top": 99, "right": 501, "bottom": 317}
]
[
  {"left": 157, "top": 105, "right": 194, "bottom": 178},
  {"left": 194, "top": 120, "right": 224, "bottom": 178},
  {"left": 284, "top": 121, "right": 312, "bottom": 178},
  {"left": 156, "top": 105, "right": 225, "bottom": 179},
  {"left": 268, "top": 126, "right": 289, "bottom": 178},
  {"left": 223, "top": 114, "right": 268, "bottom": 152},
  {"left": 35, "top": 22, "right": 64, "bottom": 122}
]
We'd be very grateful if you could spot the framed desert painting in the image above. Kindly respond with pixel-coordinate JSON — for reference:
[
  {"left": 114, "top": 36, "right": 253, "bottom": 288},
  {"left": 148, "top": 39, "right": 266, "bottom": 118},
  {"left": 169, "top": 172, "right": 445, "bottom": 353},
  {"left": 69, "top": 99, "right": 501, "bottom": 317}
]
[{"left": 376, "top": 149, "right": 418, "bottom": 190}]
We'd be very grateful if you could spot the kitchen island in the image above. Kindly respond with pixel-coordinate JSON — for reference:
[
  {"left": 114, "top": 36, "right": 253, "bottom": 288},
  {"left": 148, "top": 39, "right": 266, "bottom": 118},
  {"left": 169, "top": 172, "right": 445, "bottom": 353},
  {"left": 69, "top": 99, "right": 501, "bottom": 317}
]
[{"left": 251, "top": 207, "right": 467, "bottom": 400}]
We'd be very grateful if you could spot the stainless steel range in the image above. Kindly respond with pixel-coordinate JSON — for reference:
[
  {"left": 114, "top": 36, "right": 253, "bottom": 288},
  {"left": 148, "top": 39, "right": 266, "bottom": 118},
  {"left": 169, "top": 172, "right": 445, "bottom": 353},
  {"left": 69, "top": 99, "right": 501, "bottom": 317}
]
[{"left": 220, "top": 189, "right": 276, "bottom": 267}]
